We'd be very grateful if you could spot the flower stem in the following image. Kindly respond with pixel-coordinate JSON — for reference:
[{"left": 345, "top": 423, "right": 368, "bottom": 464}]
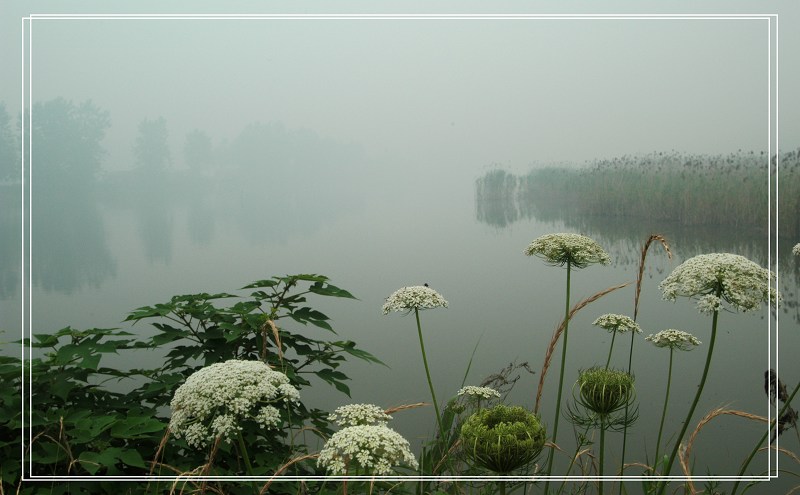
[
  {"left": 599, "top": 417, "right": 606, "bottom": 495},
  {"left": 653, "top": 348, "right": 674, "bottom": 474},
  {"left": 617, "top": 328, "right": 637, "bottom": 494},
  {"left": 237, "top": 431, "right": 254, "bottom": 476},
  {"left": 731, "top": 378, "right": 800, "bottom": 495},
  {"left": 544, "top": 261, "right": 572, "bottom": 493},
  {"left": 237, "top": 431, "right": 258, "bottom": 495},
  {"left": 656, "top": 304, "right": 720, "bottom": 495},
  {"left": 605, "top": 329, "right": 618, "bottom": 369},
  {"left": 414, "top": 308, "right": 445, "bottom": 441}
]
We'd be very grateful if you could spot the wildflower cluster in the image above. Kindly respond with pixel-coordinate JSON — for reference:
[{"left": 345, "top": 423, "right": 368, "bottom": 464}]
[
  {"left": 382, "top": 285, "right": 448, "bottom": 314},
  {"left": 592, "top": 313, "right": 641, "bottom": 334},
  {"left": 317, "top": 424, "right": 419, "bottom": 475},
  {"left": 794, "top": 243, "right": 800, "bottom": 256},
  {"left": 169, "top": 359, "right": 300, "bottom": 449},
  {"left": 524, "top": 233, "right": 610, "bottom": 268},
  {"left": 646, "top": 329, "right": 701, "bottom": 351},
  {"left": 659, "top": 253, "right": 779, "bottom": 314},
  {"left": 457, "top": 385, "right": 502, "bottom": 400},
  {"left": 329, "top": 403, "right": 392, "bottom": 427}
]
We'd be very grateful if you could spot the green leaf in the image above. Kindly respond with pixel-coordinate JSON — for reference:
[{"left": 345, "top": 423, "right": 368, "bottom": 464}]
[
  {"left": 78, "top": 353, "right": 102, "bottom": 370},
  {"left": 71, "top": 415, "right": 119, "bottom": 441},
  {"left": 316, "top": 368, "right": 351, "bottom": 396},
  {"left": 241, "top": 279, "right": 279, "bottom": 289},
  {"left": 308, "top": 282, "right": 357, "bottom": 299},
  {"left": 77, "top": 449, "right": 120, "bottom": 474},
  {"left": 118, "top": 448, "right": 146, "bottom": 468},
  {"left": 334, "top": 341, "right": 387, "bottom": 366},
  {"left": 110, "top": 415, "right": 166, "bottom": 439}
]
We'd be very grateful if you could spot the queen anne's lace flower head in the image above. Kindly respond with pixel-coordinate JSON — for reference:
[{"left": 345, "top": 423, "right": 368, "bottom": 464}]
[
  {"left": 592, "top": 314, "right": 641, "bottom": 334},
  {"left": 329, "top": 404, "right": 392, "bottom": 427},
  {"left": 658, "top": 253, "right": 780, "bottom": 315},
  {"left": 457, "top": 385, "right": 502, "bottom": 400},
  {"left": 169, "top": 359, "right": 300, "bottom": 449},
  {"left": 524, "top": 233, "right": 610, "bottom": 269},
  {"left": 317, "top": 424, "right": 419, "bottom": 475},
  {"left": 793, "top": 243, "right": 800, "bottom": 257},
  {"left": 382, "top": 286, "right": 448, "bottom": 315},
  {"left": 646, "top": 329, "right": 701, "bottom": 351}
]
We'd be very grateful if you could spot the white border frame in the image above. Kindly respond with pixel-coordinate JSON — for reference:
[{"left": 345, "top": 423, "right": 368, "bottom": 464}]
[{"left": 18, "top": 12, "right": 779, "bottom": 485}]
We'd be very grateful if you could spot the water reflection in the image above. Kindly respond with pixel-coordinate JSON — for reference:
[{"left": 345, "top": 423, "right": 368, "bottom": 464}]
[
  {"left": 475, "top": 162, "right": 799, "bottom": 326},
  {"left": 30, "top": 98, "right": 116, "bottom": 293},
  {"left": 12, "top": 98, "right": 367, "bottom": 296}
]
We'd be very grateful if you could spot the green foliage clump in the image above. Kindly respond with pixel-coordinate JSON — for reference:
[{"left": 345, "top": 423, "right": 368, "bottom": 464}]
[
  {"left": 1, "top": 274, "right": 382, "bottom": 495},
  {"left": 460, "top": 404, "right": 546, "bottom": 474}
]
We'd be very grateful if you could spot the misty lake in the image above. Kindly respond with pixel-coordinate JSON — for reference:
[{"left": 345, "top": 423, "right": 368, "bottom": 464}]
[{"left": 2, "top": 143, "right": 798, "bottom": 492}]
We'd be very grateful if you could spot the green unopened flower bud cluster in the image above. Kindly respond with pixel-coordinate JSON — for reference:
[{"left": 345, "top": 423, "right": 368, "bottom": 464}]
[
  {"left": 460, "top": 404, "right": 546, "bottom": 474},
  {"left": 169, "top": 359, "right": 299, "bottom": 449},
  {"left": 576, "top": 367, "right": 634, "bottom": 416}
]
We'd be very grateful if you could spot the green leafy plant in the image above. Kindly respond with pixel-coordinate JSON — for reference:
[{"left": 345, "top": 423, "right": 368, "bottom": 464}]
[{"left": 4, "top": 274, "right": 382, "bottom": 495}]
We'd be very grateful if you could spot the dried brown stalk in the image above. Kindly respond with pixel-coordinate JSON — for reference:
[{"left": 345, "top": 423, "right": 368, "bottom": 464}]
[
  {"left": 634, "top": 234, "right": 672, "bottom": 320},
  {"left": 384, "top": 402, "right": 428, "bottom": 415},
  {"left": 534, "top": 282, "right": 631, "bottom": 413},
  {"left": 679, "top": 407, "right": 767, "bottom": 494},
  {"left": 149, "top": 427, "right": 172, "bottom": 476},
  {"left": 262, "top": 319, "right": 282, "bottom": 363},
  {"left": 260, "top": 454, "right": 319, "bottom": 494}
]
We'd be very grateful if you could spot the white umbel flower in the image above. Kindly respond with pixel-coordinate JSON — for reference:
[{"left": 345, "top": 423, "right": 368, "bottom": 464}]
[
  {"left": 646, "top": 329, "right": 701, "bottom": 351},
  {"left": 329, "top": 404, "right": 392, "bottom": 427},
  {"left": 659, "top": 253, "right": 779, "bottom": 314},
  {"left": 382, "top": 286, "right": 448, "bottom": 315},
  {"left": 317, "top": 425, "right": 419, "bottom": 475},
  {"left": 169, "top": 359, "right": 300, "bottom": 449},
  {"left": 457, "top": 386, "right": 502, "bottom": 400},
  {"left": 793, "top": 243, "right": 800, "bottom": 256},
  {"left": 524, "top": 233, "right": 610, "bottom": 269},
  {"left": 592, "top": 314, "right": 642, "bottom": 334}
]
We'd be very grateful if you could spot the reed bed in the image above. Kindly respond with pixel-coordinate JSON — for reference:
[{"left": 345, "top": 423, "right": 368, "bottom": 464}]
[{"left": 476, "top": 149, "right": 800, "bottom": 239}]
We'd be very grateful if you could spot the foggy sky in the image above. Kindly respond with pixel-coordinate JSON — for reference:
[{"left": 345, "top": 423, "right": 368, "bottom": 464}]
[{"left": 1, "top": 1, "right": 796, "bottom": 179}]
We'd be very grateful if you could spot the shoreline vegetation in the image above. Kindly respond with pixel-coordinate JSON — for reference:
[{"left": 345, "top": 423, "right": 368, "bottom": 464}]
[
  {"left": 2, "top": 236, "right": 796, "bottom": 494},
  {"left": 475, "top": 149, "right": 799, "bottom": 240}
]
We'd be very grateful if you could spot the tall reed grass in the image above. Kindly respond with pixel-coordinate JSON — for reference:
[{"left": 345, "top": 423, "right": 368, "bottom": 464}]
[{"left": 475, "top": 149, "right": 800, "bottom": 239}]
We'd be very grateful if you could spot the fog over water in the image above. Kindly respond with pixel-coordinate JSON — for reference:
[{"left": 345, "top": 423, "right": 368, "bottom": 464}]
[{"left": 1, "top": 2, "right": 799, "bottom": 492}]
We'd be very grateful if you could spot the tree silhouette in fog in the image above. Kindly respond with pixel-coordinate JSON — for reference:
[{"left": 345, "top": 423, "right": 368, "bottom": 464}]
[
  {"left": 30, "top": 98, "right": 115, "bottom": 293},
  {"left": 133, "top": 116, "right": 170, "bottom": 175},
  {"left": 0, "top": 103, "right": 19, "bottom": 183},
  {"left": 31, "top": 98, "right": 109, "bottom": 194},
  {"left": 184, "top": 129, "right": 215, "bottom": 175}
]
